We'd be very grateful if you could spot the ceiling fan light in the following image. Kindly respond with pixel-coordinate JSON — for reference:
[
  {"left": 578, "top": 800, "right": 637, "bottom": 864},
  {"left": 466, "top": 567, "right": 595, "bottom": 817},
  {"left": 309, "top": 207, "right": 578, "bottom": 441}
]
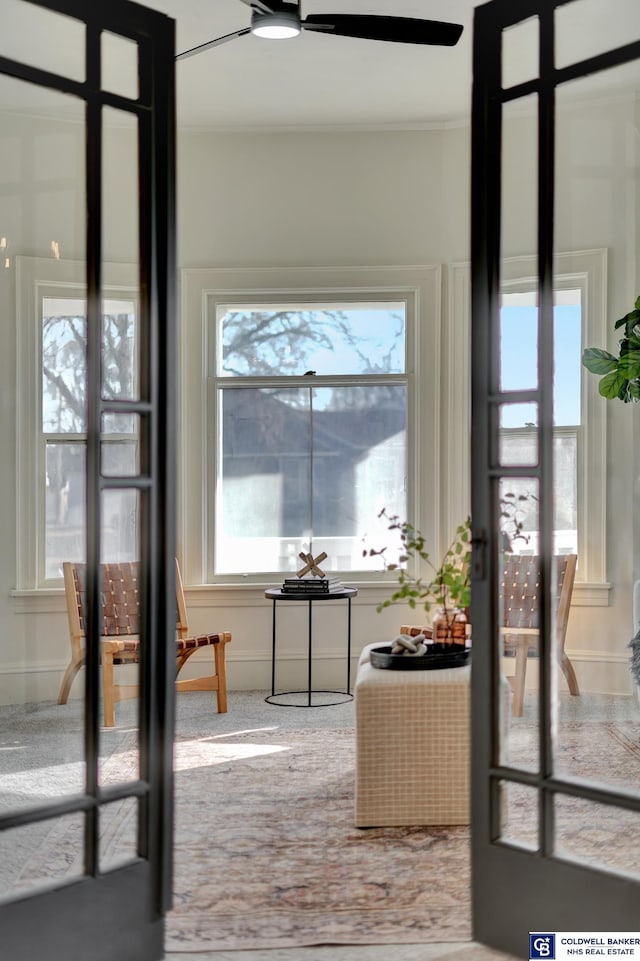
[{"left": 251, "top": 12, "right": 301, "bottom": 39}]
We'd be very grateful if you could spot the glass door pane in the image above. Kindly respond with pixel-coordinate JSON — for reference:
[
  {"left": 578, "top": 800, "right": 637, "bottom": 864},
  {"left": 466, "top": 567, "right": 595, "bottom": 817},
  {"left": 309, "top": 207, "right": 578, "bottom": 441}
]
[
  {"left": 0, "top": 73, "right": 87, "bottom": 884},
  {"left": 0, "top": 3, "right": 176, "bottom": 959},
  {"left": 471, "top": 1, "right": 640, "bottom": 953},
  {"left": 552, "top": 62, "right": 640, "bottom": 810}
]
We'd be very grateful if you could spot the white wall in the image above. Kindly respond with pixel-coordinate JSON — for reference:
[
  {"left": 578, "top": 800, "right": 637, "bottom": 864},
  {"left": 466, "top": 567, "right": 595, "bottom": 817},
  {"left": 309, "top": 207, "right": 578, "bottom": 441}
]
[
  {"left": 176, "top": 128, "right": 454, "bottom": 266},
  {"left": 1, "top": 93, "right": 639, "bottom": 705},
  {"left": 175, "top": 127, "right": 456, "bottom": 694},
  {"left": 0, "top": 109, "right": 86, "bottom": 705},
  {"left": 174, "top": 103, "right": 640, "bottom": 698}
]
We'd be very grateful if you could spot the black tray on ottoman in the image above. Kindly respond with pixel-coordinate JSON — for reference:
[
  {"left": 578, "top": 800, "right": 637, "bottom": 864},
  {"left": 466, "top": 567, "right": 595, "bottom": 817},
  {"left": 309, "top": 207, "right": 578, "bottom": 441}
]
[{"left": 369, "top": 644, "right": 470, "bottom": 670}]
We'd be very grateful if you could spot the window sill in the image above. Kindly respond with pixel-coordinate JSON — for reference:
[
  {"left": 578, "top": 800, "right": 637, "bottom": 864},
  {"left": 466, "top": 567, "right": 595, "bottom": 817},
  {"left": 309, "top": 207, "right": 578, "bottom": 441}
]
[
  {"left": 8, "top": 579, "right": 611, "bottom": 614},
  {"left": 11, "top": 588, "right": 65, "bottom": 615},
  {"left": 184, "top": 579, "right": 612, "bottom": 608},
  {"left": 572, "top": 582, "right": 611, "bottom": 606},
  {"left": 183, "top": 580, "right": 403, "bottom": 609}
]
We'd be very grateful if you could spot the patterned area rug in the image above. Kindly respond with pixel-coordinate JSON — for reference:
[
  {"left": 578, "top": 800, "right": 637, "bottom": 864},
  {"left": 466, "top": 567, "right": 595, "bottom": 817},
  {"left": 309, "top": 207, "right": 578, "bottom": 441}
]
[
  {"left": 11, "top": 720, "right": 640, "bottom": 951},
  {"left": 167, "top": 727, "right": 471, "bottom": 951},
  {"left": 503, "top": 721, "right": 640, "bottom": 864}
]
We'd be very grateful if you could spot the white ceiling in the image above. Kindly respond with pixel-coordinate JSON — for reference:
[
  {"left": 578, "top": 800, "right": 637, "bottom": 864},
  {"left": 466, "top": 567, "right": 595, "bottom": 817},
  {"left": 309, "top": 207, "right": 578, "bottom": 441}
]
[
  {"left": 2, "top": 0, "right": 639, "bottom": 130},
  {"left": 152, "top": 0, "right": 482, "bottom": 130},
  {"left": 151, "top": 0, "right": 640, "bottom": 131}
]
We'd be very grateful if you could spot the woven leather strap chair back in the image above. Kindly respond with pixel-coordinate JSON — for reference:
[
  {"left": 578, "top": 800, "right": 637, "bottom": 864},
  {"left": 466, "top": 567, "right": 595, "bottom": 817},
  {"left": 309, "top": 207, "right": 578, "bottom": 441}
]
[
  {"left": 500, "top": 553, "right": 578, "bottom": 716},
  {"left": 72, "top": 563, "right": 141, "bottom": 637},
  {"left": 59, "top": 560, "right": 231, "bottom": 727}
]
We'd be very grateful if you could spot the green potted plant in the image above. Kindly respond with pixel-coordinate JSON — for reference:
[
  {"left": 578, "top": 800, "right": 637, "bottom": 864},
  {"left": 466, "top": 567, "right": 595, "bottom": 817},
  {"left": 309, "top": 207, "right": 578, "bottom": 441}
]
[
  {"left": 365, "top": 512, "right": 472, "bottom": 648},
  {"left": 365, "top": 493, "right": 533, "bottom": 651},
  {"left": 582, "top": 295, "right": 640, "bottom": 402}
]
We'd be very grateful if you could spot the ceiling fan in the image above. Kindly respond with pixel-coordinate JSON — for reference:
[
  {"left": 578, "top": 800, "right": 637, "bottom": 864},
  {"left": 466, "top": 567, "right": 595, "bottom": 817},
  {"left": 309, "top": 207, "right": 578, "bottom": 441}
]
[{"left": 176, "top": 0, "right": 464, "bottom": 61}]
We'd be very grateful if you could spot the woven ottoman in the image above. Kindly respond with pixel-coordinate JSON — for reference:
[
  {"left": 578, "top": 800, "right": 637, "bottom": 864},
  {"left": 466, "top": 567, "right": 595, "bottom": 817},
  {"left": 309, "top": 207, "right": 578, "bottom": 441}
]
[{"left": 354, "top": 642, "right": 470, "bottom": 827}]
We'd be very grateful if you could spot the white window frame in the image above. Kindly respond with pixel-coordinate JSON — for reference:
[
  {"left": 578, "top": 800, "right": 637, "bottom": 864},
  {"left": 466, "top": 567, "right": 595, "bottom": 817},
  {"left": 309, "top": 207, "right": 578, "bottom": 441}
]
[
  {"left": 211, "top": 299, "right": 409, "bottom": 580},
  {"left": 447, "top": 248, "right": 609, "bottom": 604},
  {"left": 15, "top": 255, "right": 139, "bottom": 590},
  {"left": 180, "top": 265, "right": 442, "bottom": 588}
]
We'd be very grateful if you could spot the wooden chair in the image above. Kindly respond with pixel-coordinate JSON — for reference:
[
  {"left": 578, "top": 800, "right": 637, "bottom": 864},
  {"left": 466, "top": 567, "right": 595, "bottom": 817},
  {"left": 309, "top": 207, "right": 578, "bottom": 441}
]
[
  {"left": 58, "top": 560, "right": 232, "bottom": 727},
  {"left": 500, "top": 553, "right": 578, "bottom": 717}
]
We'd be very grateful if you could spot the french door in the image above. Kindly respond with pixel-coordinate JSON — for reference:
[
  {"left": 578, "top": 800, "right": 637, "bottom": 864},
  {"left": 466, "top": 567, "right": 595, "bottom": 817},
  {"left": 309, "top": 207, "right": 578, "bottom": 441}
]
[
  {"left": 0, "top": 2, "right": 177, "bottom": 959},
  {"left": 471, "top": 0, "right": 640, "bottom": 956}
]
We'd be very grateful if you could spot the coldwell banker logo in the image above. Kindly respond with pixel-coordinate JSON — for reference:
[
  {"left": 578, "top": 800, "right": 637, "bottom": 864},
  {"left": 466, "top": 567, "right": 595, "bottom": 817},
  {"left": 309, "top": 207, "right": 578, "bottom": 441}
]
[{"left": 530, "top": 934, "right": 556, "bottom": 959}]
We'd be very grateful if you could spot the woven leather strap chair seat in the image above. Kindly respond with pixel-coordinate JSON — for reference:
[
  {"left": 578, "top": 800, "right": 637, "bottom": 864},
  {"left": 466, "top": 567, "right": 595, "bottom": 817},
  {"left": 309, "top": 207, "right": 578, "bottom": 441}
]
[
  {"left": 58, "top": 560, "right": 231, "bottom": 727},
  {"left": 500, "top": 553, "right": 578, "bottom": 717}
]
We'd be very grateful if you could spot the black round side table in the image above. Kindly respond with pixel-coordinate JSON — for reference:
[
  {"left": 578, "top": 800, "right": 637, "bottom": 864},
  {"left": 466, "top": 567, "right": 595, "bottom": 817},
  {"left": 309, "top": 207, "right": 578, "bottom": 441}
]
[{"left": 264, "top": 586, "right": 357, "bottom": 707}]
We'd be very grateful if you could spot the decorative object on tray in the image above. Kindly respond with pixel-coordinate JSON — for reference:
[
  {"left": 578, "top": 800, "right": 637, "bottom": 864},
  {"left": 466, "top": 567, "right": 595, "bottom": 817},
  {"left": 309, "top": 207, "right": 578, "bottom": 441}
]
[
  {"left": 369, "top": 639, "right": 470, "bottom": 670},
  {"left": 390, "top": 633, "right": 428, "bottom": 656},
  {"left": 432, "top": 607, "right": 469, "bottom": 644},
  {"left": 399, "top": 623, "right": 433, "bottom": 639}
]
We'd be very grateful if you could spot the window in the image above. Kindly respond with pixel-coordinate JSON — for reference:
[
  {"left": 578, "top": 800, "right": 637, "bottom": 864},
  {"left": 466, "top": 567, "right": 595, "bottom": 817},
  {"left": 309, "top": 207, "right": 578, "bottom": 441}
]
[
  {"left": 16, "top": 256, "right": 140, "bottom": 588},
  {"left": 449, "top": 248, "right": 608, "bottom": 595},
  {"left": 499, "top": 287, "right": 581, "bottom": 557},
  {"left": 181, "top": 264, "right": 442, "bottom": 587},
  {"left": 42, "top": 295, "right": 139, "bottom": 579},
  {"left": 213, "top": 303, "right": 407, "bottom": 575}
]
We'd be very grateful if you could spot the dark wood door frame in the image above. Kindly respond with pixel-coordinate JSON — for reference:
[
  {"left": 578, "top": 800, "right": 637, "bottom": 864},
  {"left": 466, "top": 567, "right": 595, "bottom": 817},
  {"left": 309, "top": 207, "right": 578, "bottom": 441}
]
[
  {"left": 0, "top": 3, "right": 177, "bottom": 958},
  {"left": 471, "top": 1, "right": 640, "bottom": 955}
]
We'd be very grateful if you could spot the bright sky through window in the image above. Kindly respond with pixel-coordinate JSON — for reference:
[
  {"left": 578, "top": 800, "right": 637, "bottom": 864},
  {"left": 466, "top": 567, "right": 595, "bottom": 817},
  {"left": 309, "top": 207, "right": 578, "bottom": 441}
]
[
  {"left": 215, "top": 302, "right": 408, "bottom": 575},
  {"left": 500, "top": 290, "right": 581, "bottom": 427}
]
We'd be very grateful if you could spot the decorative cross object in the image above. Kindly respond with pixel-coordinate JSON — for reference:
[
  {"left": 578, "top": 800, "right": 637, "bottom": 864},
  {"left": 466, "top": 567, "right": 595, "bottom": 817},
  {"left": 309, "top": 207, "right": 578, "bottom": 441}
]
[{"left": 297, "top": 551, "right": 328, "bottom": 578}]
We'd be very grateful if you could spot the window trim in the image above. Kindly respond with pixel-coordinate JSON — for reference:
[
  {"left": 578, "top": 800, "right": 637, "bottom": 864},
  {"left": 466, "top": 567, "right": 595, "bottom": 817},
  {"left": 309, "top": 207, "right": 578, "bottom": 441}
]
[
  {"left": 180, "top": 264, "right": 442, "bottom": 588},
  {"left": 448, "top": 248, "right": 609, "bottom": 600},
  {"left": 15, "top": 255, "right": 139, "bottom": 590}
]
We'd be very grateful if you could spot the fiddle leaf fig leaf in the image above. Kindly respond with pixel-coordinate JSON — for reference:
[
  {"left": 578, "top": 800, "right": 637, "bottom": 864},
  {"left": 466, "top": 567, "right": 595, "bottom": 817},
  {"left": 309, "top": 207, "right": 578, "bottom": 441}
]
[
  {"left": 617, "top": 351, "right": 640, "bottom": 378},
  {"left": 582, "top": 347, "right": 618, "bottom": 374},
  {"left": 584, "top": 297, "right": 640, "bottom": 403},
  {"left": 613, "top": 306, "right": 640, "bottom": 337},
  {"left": 598, "top": 369, "right": 628, "bottom": 399}
]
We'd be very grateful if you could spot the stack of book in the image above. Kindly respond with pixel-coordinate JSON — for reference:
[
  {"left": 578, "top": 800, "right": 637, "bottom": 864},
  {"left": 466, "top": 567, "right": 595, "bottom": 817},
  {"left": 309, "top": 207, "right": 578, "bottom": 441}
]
[{"left": 281, "top": 576, "right": 344, "bottom": 594}]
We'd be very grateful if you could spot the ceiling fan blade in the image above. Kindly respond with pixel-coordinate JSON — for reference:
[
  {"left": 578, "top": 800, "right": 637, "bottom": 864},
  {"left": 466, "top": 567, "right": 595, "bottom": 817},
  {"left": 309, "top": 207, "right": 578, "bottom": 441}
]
[
  {"left": 302, "top": 14, "right": 463, "bottom": 46},
  {"left": 176, "top": 27, "right": 251, "bottom": 62},
  {"left": 236, "top": 0, "right": 277, "bottom": 13}
]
